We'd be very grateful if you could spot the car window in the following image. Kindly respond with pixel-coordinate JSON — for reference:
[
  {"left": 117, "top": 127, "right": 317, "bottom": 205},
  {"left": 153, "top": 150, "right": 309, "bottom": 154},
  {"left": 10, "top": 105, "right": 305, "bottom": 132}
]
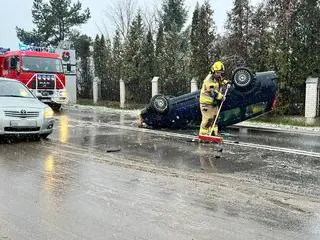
[
  {"left": 22, "top": 56, "right": 63, "bottom": 73},
  {"left": 0, "top": 81, "right": 34, "bottom": 98},
  {"left": 4, "top": 57, "right": 9, "bottom": 70},
  {"left": 245, "top": 102, "right": 268, "bottom": 117},
  {"left": 220, "top": 107, "right": 242, "bottom": 123}
]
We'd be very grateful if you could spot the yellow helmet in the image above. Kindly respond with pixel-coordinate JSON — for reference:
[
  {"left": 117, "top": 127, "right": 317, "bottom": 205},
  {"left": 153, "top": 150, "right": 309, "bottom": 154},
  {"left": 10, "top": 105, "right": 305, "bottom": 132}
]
[{"left": 211, "top": 61, "right": 225, "bottom": 72}]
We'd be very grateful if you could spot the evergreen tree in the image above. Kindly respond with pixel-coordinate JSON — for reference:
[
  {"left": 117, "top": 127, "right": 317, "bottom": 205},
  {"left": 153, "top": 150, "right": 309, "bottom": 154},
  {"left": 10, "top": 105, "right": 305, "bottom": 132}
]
[
  {"left": 161, "top": 23, "right": 191, "bottom": 95},
  {"left": 190, "top": 2, "right": 215, "bottom": 87},
  {"left": 155, "top": 22, "right": 165, "bottom": 58},
  {"left": 101, "top": 36, "right": 113, "bottom": 100},
  {"left": 111, "top": 30, "right": 123, "bottom": 101},
  {"left": 211, "top": 34, "right": 225, "bottom": 61},
  {"left": 93, "top": 35, "right": 113, "bottom": 100},
  {"left": 290, "top": 0, "right": 320, "bottom": 107},
  {"left": 190, "top": 3, "right": 200, "bottom": 79},
  {"left": 140, "top": 29, "right": 155, "bottom": 103},
  {"left": 16, "top": 0, "right": 90, "bottom": 45},
  {"left": 291, "top": 0, "right": 320, "bottom": 77},
  {"left": 73, "top": 34, "right": 93, "bottom": 99},
  {"left": 122, "top": 12, "right": 144, "bottom": 103},
  {"left": 155, "top": 22, "right": 165, "bottom": 80},
  {"left": 93, "top": 35, "right": 103, "bottom": 78},
  {"left": 162, "top": 0, "right": 188, "bottom": 32},
  {"left": 16, "top": 29, "right": 44, "bottom": 46},
  {"left": 249, "top": 3, "right": 272, "bottom": 72},
  {"left": 225, "top": 0, "right": 251, "bottom": 60},
  {"left": 160, "top": 0, "right": 190, "bottom": 95},
  {"left": 266, "top": 0, "right": 298, "bottom": 106}
]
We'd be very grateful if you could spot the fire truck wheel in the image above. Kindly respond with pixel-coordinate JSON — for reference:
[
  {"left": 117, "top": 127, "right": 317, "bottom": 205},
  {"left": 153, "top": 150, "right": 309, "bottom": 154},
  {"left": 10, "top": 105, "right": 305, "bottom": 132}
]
[
  {"left": 40, "top": 134, "right": 50, "bottom": 139},
  {"left": 50, "top": 104, "right": 62, "bottom": 112},
  {"left": 33, "top": 134, "right": 50, "bottom": 141}
]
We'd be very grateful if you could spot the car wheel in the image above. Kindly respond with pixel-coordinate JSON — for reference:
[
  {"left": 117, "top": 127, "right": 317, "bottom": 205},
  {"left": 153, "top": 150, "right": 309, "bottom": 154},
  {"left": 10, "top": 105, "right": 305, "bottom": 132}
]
[
  {"left": 50, "top": 103, "right": 62, "bottom": 112},
  {"left": 151, "top": 95, "right": 169, "bottom": 114},
  {"left": 232, "top": 67, "right": 254, "bottom": 88}
]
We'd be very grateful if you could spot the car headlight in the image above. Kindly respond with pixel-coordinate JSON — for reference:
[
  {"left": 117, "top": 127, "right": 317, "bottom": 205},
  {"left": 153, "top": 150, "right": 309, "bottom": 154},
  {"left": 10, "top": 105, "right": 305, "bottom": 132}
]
[
  {"left": 60, "top": 90, "right": 68, "bottom": 97},
  {"left": 44, "top": 108, "right": 54, "bottom": 118}
]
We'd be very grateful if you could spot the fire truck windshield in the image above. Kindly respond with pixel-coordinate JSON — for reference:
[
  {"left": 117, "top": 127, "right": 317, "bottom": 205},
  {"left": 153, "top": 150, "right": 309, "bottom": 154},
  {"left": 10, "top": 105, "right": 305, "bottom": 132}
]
[{"left": 22, "top": 56, "right": 63, "bottom": 73}]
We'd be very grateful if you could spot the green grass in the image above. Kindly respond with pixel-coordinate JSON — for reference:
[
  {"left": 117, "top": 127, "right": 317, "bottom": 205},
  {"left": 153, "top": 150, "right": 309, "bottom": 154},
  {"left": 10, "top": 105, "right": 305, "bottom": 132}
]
[{"left": 248, "top": 113, "right": 320, "bottom": 127}]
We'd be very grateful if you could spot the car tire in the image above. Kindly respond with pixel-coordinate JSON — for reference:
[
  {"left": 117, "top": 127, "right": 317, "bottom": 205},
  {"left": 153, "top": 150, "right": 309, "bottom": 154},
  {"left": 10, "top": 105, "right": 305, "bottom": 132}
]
[
  {"left": 232, "top": 67, "right": 254, "bottom": 89},
  {"left": 50, "top": 103, "right": 62, "bottom": 112},
  {"left": 150, "top": 95, "right": 169, "bottom": 114}
]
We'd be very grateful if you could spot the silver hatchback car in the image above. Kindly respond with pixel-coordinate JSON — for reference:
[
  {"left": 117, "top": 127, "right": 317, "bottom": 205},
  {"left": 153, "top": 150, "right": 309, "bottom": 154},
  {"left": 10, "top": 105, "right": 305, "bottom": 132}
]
[{"left": 0, "top": 78, "right": 55, "bottom": 139}]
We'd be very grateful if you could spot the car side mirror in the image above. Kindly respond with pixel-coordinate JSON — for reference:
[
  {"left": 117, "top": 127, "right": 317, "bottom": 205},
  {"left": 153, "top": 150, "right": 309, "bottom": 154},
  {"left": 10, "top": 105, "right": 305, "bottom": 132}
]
[{"left": 16, "top": 61, "right": 21, "bottom": 74}]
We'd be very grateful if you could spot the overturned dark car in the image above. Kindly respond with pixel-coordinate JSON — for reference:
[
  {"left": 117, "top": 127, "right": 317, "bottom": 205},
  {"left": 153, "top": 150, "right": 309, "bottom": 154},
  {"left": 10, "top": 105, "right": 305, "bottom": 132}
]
[{"left": 140, "top": 68, "right": 278, "bottom": 129}]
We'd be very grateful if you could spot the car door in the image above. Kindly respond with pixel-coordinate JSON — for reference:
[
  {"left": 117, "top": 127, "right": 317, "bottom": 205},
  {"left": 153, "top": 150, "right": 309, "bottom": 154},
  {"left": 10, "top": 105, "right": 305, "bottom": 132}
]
[
  {"left": 8, "top": 56, "right": 21, "bottom": 80},
  {"left": 2, "top": 57, "right": 10, "bottom": 77}
]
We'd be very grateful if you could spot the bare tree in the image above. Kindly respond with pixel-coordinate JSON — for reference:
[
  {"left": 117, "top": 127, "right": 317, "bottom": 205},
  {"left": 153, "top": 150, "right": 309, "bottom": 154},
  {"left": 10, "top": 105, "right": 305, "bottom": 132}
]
[
  {"left": 105, "top": 0, "right": 138, "bottom": 40},
  {"left": 140, "top": 1, "right": 160, "bottom": 35}
]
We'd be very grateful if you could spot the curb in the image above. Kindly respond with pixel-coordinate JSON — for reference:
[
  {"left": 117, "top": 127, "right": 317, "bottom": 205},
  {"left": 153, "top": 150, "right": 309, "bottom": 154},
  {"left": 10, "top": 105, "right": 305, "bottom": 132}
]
[
  {"left": 233, "top": 122, "right": 320, "bottom": 136},
  {"left": 62, "top": 104, "right": 141, "bottom": 116}
]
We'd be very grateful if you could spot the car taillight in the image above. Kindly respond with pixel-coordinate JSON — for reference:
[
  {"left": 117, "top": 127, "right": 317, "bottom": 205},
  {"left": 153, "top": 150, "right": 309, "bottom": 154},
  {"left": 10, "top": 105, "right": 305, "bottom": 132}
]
[{"left": 272, "top": 98, "right": 277, "bottom": 109}]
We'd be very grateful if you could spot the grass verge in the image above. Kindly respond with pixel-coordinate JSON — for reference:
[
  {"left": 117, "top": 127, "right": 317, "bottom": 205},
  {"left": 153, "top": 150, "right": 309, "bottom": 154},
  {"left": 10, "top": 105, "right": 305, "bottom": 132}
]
[{"left": 249, "top": 114, "right": 320, "bottom": 127}]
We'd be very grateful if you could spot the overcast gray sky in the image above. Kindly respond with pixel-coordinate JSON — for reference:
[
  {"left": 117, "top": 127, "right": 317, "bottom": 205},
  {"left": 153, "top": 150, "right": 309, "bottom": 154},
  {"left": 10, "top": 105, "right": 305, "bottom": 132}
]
[{"left": 0, "top": 0, "right": 260, "bottom": 50}]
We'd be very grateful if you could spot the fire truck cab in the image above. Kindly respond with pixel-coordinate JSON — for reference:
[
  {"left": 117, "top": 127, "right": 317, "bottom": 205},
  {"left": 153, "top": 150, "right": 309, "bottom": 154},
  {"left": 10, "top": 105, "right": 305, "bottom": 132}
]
[{"left": 0, "top": 46, "right": 68, "bottom": 111}]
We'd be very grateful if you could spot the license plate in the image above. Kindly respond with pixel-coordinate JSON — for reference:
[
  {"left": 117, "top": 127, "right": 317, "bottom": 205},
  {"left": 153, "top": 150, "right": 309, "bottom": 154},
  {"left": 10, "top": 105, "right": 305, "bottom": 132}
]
[
  {"left": 38, "top": 79, "right": 54, "bottom": 89},
  {"left": 10, "top": 120, "right": 37, "bottom": 127}
]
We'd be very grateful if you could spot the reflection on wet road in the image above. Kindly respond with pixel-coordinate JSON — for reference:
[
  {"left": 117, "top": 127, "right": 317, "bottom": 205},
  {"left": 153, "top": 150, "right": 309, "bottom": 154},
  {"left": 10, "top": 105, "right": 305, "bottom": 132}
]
[
  {"left": 0, "top": 108, "right": 320, "bottom": 240},
  {"left": 227, "top": 126, "right": 320, "bottom": 153}
]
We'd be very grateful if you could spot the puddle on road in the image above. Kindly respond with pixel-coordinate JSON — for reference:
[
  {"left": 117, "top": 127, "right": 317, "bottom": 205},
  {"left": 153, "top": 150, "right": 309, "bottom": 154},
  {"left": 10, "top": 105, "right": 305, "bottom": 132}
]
[
  {"left": 71, "top": 130, "right": 270, "bottom": 175},
  {"left": 51, "top": 112, "right": 319, "bottom": 187}
]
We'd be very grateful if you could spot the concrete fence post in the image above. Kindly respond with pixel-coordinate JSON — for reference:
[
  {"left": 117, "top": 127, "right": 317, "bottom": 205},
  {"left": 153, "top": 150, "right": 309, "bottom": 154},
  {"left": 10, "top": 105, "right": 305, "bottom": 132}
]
[
  {"left": 191, "top": 78, "right": 198, "bottom": 92},
  {"left": 93, "top": 76, "right": 99, "bottom": 104},
  {"left": 305, "top": 76, "right": 319, "bottom": 123},
  {"left": 98, "top": 78, "right": 102, "bottom": 99},
  {"left": 318, "top": 82, "right": 320, "bottom": 116},
  {"left": 120, "top": 79, "right": 125, "bottom": 109},
  {"left": 152, "top": 77, "right": 159, "bottom": 97}
]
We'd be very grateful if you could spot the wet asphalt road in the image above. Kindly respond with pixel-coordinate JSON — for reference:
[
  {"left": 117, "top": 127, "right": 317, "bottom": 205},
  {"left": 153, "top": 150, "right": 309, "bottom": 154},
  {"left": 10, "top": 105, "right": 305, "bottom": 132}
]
[{"left": 0, "top": 107, "right": 320, "bottom": 240}]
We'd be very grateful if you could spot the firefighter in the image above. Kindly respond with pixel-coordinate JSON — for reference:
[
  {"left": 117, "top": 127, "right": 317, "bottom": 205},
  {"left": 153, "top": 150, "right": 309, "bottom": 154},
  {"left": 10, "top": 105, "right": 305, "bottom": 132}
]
[{"left": 199, "top": 61, "right": 230, "bottom": 136}]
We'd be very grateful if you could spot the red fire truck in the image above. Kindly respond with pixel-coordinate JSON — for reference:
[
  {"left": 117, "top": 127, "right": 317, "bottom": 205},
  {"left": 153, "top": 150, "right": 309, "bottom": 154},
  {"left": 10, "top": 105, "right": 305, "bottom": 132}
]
[{"left": 0, "top": 45, "right": 68, "bottom": 111}]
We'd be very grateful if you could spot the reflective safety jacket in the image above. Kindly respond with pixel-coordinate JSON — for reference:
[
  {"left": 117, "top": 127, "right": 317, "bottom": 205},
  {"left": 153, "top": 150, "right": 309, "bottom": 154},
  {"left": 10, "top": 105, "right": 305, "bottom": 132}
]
[{"left": 199, "top": 73, "right": 229, "bottom": 105}]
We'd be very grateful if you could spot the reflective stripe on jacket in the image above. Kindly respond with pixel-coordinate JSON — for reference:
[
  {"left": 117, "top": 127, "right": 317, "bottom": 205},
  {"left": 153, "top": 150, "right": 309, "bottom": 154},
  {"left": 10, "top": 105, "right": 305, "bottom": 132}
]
[{"left": 199, "top": 73, "right": 226, "bottom": 104}]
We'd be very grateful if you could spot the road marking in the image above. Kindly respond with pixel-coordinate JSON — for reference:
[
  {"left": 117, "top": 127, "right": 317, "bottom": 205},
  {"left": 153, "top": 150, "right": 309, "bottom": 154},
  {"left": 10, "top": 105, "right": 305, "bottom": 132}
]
[
  {"left": 58, "top": 118, "right": 320, "bottom": 158},
  {"left": 224, "top": 140, "right": 320, "bottom": 158}
]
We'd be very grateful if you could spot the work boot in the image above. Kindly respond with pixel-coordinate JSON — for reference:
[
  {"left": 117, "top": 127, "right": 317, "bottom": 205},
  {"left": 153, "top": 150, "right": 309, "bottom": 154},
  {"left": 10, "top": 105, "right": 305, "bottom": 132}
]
[{"left": 199, "top": 127, "right": 209, "bottom": 136}]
